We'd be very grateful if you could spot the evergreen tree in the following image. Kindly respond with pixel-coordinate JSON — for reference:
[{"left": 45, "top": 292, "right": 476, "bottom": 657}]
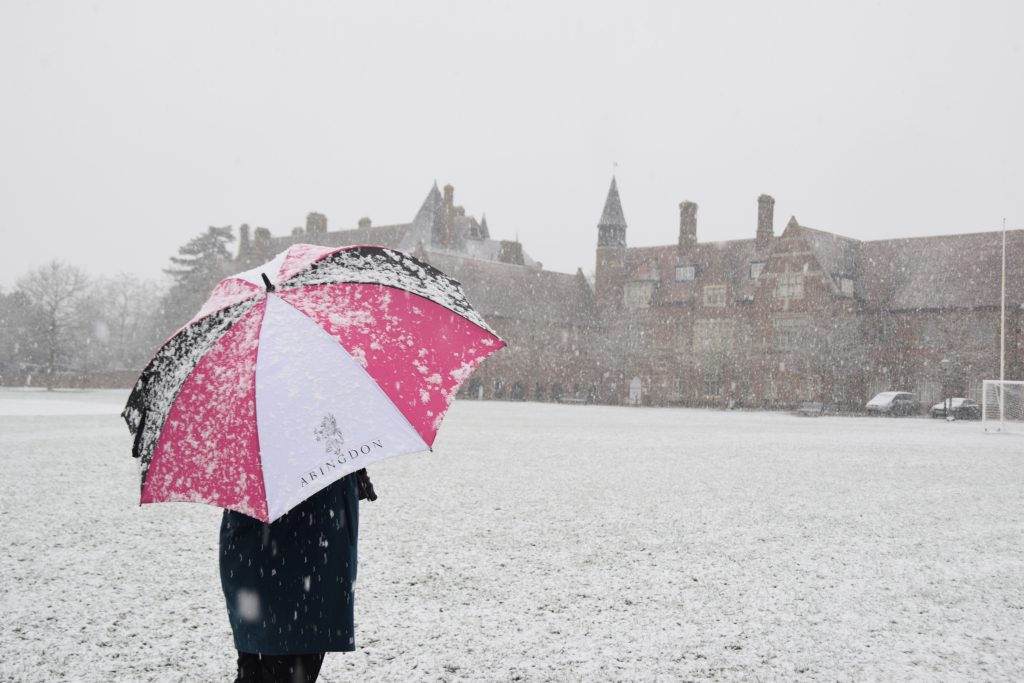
[{"left": 160, "top": 226, "right": 235, "bottom": 331}]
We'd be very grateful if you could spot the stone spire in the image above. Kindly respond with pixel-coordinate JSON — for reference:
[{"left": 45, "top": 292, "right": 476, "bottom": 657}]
[{"left": 597, "top": 176, "right": 627, "bottom": 247}]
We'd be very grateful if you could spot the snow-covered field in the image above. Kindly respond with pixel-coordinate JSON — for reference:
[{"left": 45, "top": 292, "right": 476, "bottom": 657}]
[{"left": 1, "top": 388, "right": 1023, "bottom": 682}]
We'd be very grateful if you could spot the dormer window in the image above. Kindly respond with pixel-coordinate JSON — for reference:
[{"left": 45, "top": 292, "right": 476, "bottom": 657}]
[
  {"left": 675, "top": 265, "right": 696, "bottom": 281},
  {"left": 840, "top": 277, "right": 854, "bottom": 296},
  {"left": 750, "top": 262, "right": 766, "bottom": 279},
  {"left": 703, "top": 285, "right": 726, "bottom": 307},
  {"left": 776, "top": 272, "right": 804, "bottom": 299}
]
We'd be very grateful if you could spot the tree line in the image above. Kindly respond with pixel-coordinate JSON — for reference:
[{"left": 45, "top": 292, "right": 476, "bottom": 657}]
[{"left": 0, "top": 226, "right": 236, "bottom": 389}]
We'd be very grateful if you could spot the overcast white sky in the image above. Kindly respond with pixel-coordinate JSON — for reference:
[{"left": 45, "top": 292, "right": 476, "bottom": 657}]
[{"left": 1, "top": 0, "right": 1021, "bottom": 289}]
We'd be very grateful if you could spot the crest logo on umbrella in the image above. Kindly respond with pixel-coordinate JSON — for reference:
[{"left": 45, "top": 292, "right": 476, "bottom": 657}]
[{"left": 314, "top": 413, "right": 346, "bottom": 456}]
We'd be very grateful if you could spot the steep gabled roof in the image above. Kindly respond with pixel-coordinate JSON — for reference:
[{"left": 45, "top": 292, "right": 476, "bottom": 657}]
[
  {"left": 422, "top": 251, "right": 597, "bottom": 325},
  {"left": 858, "top": 230, "right": 1024, "bottom": 310},
  {"left": 598, "top": 177, "right": 627, "bottom": 229},
  {"left": 398, "top": 182, "right": 444, "bottom": 252},
  {"left": 792, "top": 223, "right": 861, "bottom": 294}
]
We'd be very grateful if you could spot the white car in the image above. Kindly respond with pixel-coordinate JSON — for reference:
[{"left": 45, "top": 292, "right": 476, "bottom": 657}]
[{"left": 865, "top": 391, "right": 920, "bottom": 416}]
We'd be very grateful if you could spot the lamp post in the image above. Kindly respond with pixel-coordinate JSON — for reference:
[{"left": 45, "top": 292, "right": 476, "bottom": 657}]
[{"left": 940, "top": 358, "right": 952, "bottom": 420}]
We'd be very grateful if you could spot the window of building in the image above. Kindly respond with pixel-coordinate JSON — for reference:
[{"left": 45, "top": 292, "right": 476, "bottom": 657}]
[
  {"left": 703, "top": 285, "right": 726, "bottom": 307},
  {"left": 671, "top": 376, "right": 687, "bottom": 402},
  {"left": 675, "top": 265, "right": 696, "bottom": 281},
  {"left": 874, "top": 315, "right": 894, "bottom": 343},
  {"left": 693, "top": 318, "right": 735, "bottom": 354},
  {"left": 776, "top": 272, "right": 804, "bottom": 299},
  {"left": 773, "top": 316, "right": 807, "bottom": 352},
  {"left": 749, "top": 262, "right": 766, "bottom": 279},
  {"left": 623, "top": 281, "right": 654, "bottom": 309},
  {"left": 702, "top": 366, "right": 723, "bottom": 397},
  {"left": 840, "top": 277, "right": 855, "bottom": 296}
]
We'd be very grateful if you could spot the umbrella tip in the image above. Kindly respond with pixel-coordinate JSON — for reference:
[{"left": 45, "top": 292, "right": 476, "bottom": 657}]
[{"left": 261, "top": 272, "right": 275, "bottom": 292}]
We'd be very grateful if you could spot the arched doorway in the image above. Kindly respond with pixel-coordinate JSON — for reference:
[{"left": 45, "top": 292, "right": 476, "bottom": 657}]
[{"left": 628, "top": 376, "right": 643, "bottom": 405}]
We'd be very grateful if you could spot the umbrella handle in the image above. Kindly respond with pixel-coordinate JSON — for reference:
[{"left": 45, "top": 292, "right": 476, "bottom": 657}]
[{"left": 356, "top": 468, "right": 377, "bottom": 502}]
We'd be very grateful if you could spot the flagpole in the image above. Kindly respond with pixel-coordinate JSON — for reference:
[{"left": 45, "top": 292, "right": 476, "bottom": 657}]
[{"left": 1000, "top": 218, "right": 1006, "bottom": 431}]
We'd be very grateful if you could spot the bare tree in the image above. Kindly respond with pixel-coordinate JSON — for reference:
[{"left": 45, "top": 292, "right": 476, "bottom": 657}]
[
  {"left": 16, "top": 261, "right": 90, "bottom": 389},
  {"left": 0, "top": 288, "right": 43, "bottom": 385},
  {"left": 90, "top": 273, "right": 166, "bottom": 372}
]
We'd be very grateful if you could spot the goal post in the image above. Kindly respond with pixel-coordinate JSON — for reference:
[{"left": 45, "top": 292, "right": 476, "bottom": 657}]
[{"left": 982, "top": 380, "right": 1024, "bottom": 433}]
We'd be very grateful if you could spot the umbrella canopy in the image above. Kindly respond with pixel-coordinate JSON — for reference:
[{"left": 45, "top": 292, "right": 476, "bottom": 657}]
[{"left": 123, "top": 244, "right": 505, "bottom": 521}]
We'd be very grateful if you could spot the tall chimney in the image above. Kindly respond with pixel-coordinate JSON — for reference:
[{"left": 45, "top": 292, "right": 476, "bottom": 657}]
[
  {"left": 238, "top": 224, "right": 252, "bottom": 261},
  {"left": 306, "top": 212, "right": 327, "bottom": 234},
  {"left": 253, "top": 227, "right": 272, "bottom": 259},
  {"left": 442, "top": 184, "right": 456, "bottom": 247},
  {"left": 678, "top": 201, "right": 697, "bottom": 251},
  {"left": 757, "top": 194, "right": 774, "bottom": 249}
]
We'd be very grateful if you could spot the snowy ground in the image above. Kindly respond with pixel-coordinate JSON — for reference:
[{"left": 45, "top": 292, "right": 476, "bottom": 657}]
[{"left": 1, "top": 389, "right": 1023, "bottom": 682}]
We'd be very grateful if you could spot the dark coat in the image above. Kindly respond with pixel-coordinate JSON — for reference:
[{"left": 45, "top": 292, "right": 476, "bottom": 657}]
[{"left": 219, "top": 474, "right": 359, "bottom": 655}]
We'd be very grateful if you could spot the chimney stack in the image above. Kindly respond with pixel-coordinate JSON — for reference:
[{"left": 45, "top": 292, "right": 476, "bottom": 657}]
[
  {"left": 498, "top": 240, "right": 525, "bottom": 265},
  {"left": 678, "top": 201, "right": 697, "bottom": 251},
  {"left": 306, "top": 212, "right": 327, "bottom": 234},
  {"left": 238, "top": 224, "right": 252, "bottom": 261},
  {"left": 253, "top": 227, "right": 272, "bottom": 259},
  {"left": 757, "top": 195, "right": 774, "bottom": 249},
  {"left": 442, "top": 184, "right": 456, "bottom": 247}
]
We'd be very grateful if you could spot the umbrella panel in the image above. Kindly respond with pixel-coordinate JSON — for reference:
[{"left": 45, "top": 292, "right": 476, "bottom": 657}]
[
  {"left": 278, "top": 282, "right": 502, "bottom": 446},
  {"left": 142, "top": 301, "right": 268, "bottom": 519},
  {"left": 256, "top": 294, "right": 429, "bottom": 521}
]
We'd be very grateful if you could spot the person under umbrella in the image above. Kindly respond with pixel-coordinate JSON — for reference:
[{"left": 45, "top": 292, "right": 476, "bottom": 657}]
[
  {"left": 122, "top": 244, "right": 504, "bottom": 682},
  {"left": 221, "top": 469, "right": 375, "bottom": 683}
]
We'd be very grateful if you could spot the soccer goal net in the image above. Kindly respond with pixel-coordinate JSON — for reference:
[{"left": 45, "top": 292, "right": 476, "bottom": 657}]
[{"left": 982, "top": 380, "right": 1024, "bottom": 433}]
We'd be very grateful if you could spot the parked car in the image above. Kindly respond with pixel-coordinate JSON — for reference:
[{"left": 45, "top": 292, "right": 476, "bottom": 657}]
[
  {"left": 865, "top": 391, "right": 920, "bottom": 416},
  {"left": 929, "top": 398, "right": 981, "bottom": 420}
]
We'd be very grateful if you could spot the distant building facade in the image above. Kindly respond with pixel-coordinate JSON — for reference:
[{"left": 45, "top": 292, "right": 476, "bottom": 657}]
[
  {"left": 233, "top": 183, "right": 602, "bottom": 404},
  {"left": 232, "top": 179, "right": 1024, "bottom": 410}
]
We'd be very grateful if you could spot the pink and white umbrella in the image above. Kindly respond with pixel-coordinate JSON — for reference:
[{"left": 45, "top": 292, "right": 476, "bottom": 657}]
[{"left": 123, "top": 245, "right": 505, "bottom": 522}]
